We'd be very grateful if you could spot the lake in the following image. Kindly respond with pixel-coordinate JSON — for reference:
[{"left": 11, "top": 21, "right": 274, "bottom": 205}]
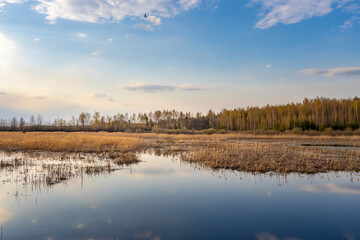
[{"left": 1, "top": 153, "right": 360, "bottom": 240}]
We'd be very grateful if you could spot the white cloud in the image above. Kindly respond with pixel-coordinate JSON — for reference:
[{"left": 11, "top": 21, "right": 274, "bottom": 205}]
[
  {"left": 250, "top": 0, "right": 334, "bottom": 29},
  {"left": 33, "top": 38, "right": 40, "bottom": 41},
  {"left": 279, "top": 78, "right": 286, "bottom": 82},
  {"left": 0, "top": 0, "right": 25, "bottom": 9},
  {"left": 107, "top": 38, "right": 113, "bottom": 42},
  {"left": 299, "top": 66, "right": 360, "bottom": 77},
  {"left": 32, "top": 0, "right": 205, "bottom": 25},
  {"left": 145, "top": 15, "right": 162, "bottom": 25},
  {"left": 77, "top": 33, "right": 87, "bottom": 38},
  {"left": 135, "top": 23, "right": 153, "bottom": 31},
  {"left": 266, "top": 64, "right": 272, "bottom": 68}
]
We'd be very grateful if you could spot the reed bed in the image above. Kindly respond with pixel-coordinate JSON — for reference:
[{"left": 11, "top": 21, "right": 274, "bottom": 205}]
[{"left": 179, "top": 142, "right": 360, "bottom": 173}]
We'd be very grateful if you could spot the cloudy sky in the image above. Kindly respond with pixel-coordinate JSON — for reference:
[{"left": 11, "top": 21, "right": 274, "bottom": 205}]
[{"left": 1, "top": 0, "right": 360, "bottom": 119}]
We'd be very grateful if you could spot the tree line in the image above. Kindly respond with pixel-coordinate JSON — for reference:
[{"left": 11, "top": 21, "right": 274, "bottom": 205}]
[{"left": 1, "top": 97, "right": 360, "bottom": 133}]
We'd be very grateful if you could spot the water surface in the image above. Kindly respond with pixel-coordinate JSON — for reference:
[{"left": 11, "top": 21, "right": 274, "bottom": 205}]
[{"left": 1, "top": 153, "right": 360, "bottom": 240}]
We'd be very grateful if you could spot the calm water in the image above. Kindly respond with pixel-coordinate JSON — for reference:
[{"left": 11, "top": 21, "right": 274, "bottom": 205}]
[{"left": 1, "top": 153, "right": 360, "bottom": 240}]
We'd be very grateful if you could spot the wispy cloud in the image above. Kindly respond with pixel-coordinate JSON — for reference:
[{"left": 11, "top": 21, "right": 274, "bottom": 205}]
[
  {"left": 123, "top": 83, "right": 175, "bottom": 92},
  {"left": 121, "top": 83, "right": 210, "bottom": 93},
  {"left": 90, "top": 51, "right": 100, "bottom": 56},
  {"left": 28, "top": 88, "right": 50, "bottom": 99},
  {"left": 0, "top": 91, "right": 7, "bottom": 95},
  {"left": 135, "top": 23, "right": 153, "bottom": 31},
  {"left": 266, "top": 64, "right": 272, "bottom": 68},
  {"left": 77, "top": 33, "right": 87, "bottom": 38},
  {"left": 301, "top": 184, "right": 360, "bottom": 194},
  {"left": 249, "top": 0, "right": 333, "bottom": 29},
  {"left": 177, "top": 84, "right": 210, "bottom": 91},
  {"left": 33, "top": 38, "right": 40, "bottom": 41},
  {"left": 299, "top": 66, "right": 360, "bottom": 77},
  {"left": 89, "top": 92, "right": 115, "bottom": 102},
  {"left": 249, "top": 0, "right": 360, "bottom": 29},
  {"left": 340, "top": 2, "right": 360, "bottom": 30},
  {"left": 179, "top": 0, "right": 202, "bottom": 10},
  {"left": 124, "top": 33, "right": 135, "bottom": 38}
]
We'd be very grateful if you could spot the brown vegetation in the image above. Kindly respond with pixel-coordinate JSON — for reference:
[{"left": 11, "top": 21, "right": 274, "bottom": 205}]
[{"left": 1, "top": 132, "right": 360, "bottom": 174}]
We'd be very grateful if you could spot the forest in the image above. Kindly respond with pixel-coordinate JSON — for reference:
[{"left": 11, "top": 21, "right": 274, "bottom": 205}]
[{"left": 1, "top": 97, "right": 360, "bottom": 133}]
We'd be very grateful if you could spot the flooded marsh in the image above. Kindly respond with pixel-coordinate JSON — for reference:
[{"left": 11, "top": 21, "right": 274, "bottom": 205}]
[
  {"left": 1, "top": 152, "right": 360, "bottom": 240},
  {"left": 1, "top": 132, "right": 360, "bottom": 239}
]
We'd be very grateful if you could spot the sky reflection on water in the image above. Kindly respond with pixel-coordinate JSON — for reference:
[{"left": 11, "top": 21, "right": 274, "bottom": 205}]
[{"left": 0, "top": 154, "right": 360, "bottom": 240}]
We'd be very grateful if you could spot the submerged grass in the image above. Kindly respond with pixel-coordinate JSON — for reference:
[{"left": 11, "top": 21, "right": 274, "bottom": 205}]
[
  {"left": 0, "top": 151, "right": 140, "bottom": 188},
  {"left": 0, "top": 132, "right": 360, "bottom": 174}
]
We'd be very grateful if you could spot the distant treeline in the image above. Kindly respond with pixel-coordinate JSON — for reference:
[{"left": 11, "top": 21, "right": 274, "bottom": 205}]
[{"left": 1, "top": 97, "right": 360, "bottom": 133}]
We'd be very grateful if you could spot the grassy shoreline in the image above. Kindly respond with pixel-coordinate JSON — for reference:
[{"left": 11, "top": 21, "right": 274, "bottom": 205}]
[{"left": 1, "top": 132, "right": 360, "bottom": 174}]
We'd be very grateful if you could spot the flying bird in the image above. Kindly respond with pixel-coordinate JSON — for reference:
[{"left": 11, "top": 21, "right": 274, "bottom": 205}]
[{"left": 144, "top": 14, "right": 147, "bottom": 18}]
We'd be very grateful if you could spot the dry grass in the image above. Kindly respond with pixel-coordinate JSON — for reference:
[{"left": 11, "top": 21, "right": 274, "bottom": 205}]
[
  {"left": 179, "top": 142, "right": 360, "bottom": 173},
  {"left": 1, "top": 132, "right": 360, "bottom": 174},
  {"left": 0, "top": 132, "right": 145, "bottom": 152}
]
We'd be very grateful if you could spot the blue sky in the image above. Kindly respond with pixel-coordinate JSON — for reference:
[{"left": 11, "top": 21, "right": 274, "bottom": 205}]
[{"left": 0, "top": 0, "right": 360, "bottom": 119}]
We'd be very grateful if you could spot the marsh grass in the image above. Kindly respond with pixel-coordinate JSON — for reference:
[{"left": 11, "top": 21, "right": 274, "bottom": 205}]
[{"left": 0, "top": 132, "right": 360, "bottom": 175}]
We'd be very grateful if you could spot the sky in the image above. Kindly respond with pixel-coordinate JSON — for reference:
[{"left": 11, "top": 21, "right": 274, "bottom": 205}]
[{"left": 0, "top": 0, "right": 360, "bottom": 119}]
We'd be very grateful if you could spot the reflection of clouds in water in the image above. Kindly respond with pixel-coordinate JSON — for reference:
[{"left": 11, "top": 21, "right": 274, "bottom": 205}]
[
  {"left": 89, "top": 204, "right": 98, "bottom": 210},
  {"left": 343, "top": 233, "right": 356, "bottom": 240},
  {"left": 129, "top": 167, "right": 190, "bottom": 179},
  {"left": 76, "top": 223, "right": 85, "bottom": 229},
  {"left": 133, "top": 230, "right": 153, "bottom": 239},
  {"left": 301, "top": 184, "right": 360, "bottom": 195},
  {"left": 0, "top": 207, "right": 11, "bottom": 224},
  {"left": 151, "top": 237, "right": 161, "bottom": 240},
  {"left": 0, "top": 192, "right": 8, "bottom": 200},
  {"left": 132, "top": 229, "right": 161, "bottom": 240},
  {"left": 256, "top": 232, "right": 302, "bottom": 240}
]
